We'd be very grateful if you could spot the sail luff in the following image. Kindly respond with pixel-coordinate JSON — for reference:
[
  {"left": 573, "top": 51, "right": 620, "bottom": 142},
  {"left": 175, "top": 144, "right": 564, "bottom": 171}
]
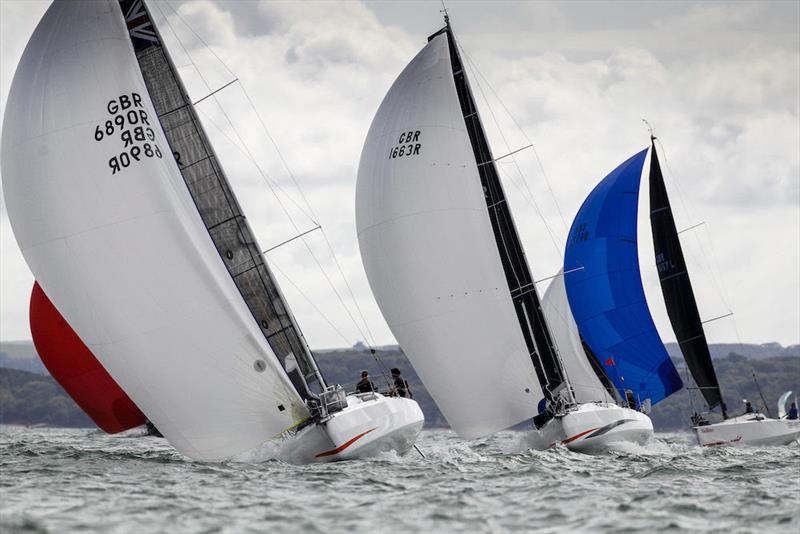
[
  {"left": 125, "top": 0, "right": 325, "bottom": 398},
  {"left": 648, "top": 141, "right": 726, "bottom": 416},
  {"left": 441, "top": 24, "right": 565, "bottom": 400}
]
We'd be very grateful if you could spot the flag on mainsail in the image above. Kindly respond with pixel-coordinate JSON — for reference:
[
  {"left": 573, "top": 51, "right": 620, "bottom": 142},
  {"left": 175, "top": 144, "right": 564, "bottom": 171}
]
[
  {"left": 563, "top": 150, "right": 683, "bottom": 406},
  {"left": 649, "top": 142, "right": 725, "bottom": 415}
]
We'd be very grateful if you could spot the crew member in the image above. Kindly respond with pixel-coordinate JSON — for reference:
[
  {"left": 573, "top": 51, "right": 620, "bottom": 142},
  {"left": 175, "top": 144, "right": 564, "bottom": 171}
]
[
  {"left": 788, "top": 402, "right": 798, "bottom": 420},
  {"left": 625, "top": 389, "right": 636, "bottom": 410},
  {"left": 744, "top": 400, "right": 755, "bottom": 414},
  {"left": 355, "top": 370, "right": 375, "bottom": 394},
  {"left": 390, "top": 368, "right": 412, "bottom": 399}
]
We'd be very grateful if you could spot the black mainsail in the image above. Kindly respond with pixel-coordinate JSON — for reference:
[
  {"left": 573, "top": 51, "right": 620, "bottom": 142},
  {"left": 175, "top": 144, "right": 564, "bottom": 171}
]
[
  {"left": 649, "top": 140, "right": 725, "bottom": 416},
  {"left": 429, "top": 21, "right": 566, "bottom": 401},
  {"left": 119, "top": 0, "right": 325, "bottom": 399}
]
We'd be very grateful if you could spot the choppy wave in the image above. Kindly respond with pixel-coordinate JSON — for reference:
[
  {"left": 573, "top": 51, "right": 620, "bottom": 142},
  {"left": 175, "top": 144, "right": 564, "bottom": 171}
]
[{"left": 1, "top": 426, "right": 798, "bottom": 533}]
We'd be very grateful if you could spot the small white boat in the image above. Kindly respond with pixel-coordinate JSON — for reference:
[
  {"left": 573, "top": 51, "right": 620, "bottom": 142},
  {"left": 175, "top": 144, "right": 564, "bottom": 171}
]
[
  {"left": 283, "top": 393, "right": 424, "bottom": 463},
  {"left": 693, "top": 414, "right": 800, "bottom": 447}
]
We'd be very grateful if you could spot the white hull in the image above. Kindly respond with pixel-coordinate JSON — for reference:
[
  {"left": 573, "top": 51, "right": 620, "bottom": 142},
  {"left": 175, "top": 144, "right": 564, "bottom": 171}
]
[
  {"left": 693, "top": 414, "right": 800, "bottom": 447},
  {"left": 526, "top": 402, "right": 653, "bottom": 452},
  {"left": 280, "top": 393, "right": 424, "bottom": 464},
  {"left": 560, "top": 403, "right": 653, "bottom": 452}
]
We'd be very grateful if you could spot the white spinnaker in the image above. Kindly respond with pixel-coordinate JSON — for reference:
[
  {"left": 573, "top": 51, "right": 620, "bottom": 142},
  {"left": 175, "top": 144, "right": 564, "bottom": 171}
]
[
  {"left": 355, "top": 33, "right": 543, "bottom": 438},
  {"left": 542, "top": 271, "right": 614, "bottom": 404},
  {"left": 1, "top": 0, "right": 307, "bottom": 461}
]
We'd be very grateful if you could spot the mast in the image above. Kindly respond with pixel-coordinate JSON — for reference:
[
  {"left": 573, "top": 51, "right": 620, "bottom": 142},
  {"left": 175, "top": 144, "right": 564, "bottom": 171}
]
[
  {"left": 648, "top": 139, "right": 727, "bottom": 418},
  {"left": 118, "top": 0, "right": 326, "bottom": 400},
  {"left": 431, "top": 20, "right": 566, "bottom": 401}
]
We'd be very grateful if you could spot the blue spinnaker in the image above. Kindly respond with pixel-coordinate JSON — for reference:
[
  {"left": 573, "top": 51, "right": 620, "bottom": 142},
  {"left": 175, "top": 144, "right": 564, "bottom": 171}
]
[{"left": 563, "top": 149, "right": 683, "bottom": 407}]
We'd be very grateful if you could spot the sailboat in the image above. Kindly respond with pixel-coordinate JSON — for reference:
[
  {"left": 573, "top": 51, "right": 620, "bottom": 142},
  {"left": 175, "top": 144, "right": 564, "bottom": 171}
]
[
  {"left": 646, "top": 137, "right": 800, "bottom": 447},
  {"left": 562, "top": 148, "right": 685, "bottom": 450},
  {"left": 540, "top": 272, "right": 655, "bottom": 450},
  {"left": 355, "top": 15, "right": 652, "bottom": 452},
  {"left": 565, "top": 138, "right": 800, "bottom": 447},
  {"left": 2, "top": 0, "right": 423, "bottom": 463}
]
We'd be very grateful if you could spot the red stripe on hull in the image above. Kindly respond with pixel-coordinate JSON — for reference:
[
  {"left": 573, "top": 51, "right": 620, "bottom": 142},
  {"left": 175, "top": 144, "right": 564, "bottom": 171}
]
[
  {"left": 701, "top": 436, "right": 743, "bottom": 447},
  {"left": 30, "top": 282, "right": 146, "bottom": 433},
  {"left": 315, "top": 428, "right": 377, "bottom": 458},
  {"left": 562, "top": 427, "right": 599, "bottom": 445}
]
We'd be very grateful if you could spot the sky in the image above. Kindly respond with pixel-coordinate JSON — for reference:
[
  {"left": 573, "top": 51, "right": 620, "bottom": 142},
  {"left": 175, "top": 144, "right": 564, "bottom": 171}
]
[{"left": 0, "top": 0, "right": 798, "bottom": 350}]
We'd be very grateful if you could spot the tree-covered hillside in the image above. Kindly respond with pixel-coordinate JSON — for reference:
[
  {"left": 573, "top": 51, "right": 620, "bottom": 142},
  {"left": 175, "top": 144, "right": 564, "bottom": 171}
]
[
  {"left": 0, "top": 344, "right": 797, "bottom": 432},
  {"left": 0, "top": 368, "right": 92, "bottom": 427}
]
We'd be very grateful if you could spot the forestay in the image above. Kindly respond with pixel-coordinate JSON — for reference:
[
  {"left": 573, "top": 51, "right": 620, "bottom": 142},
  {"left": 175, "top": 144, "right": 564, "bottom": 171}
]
[
  {"left": 1, "top": 0, "right": 307, "bottom": 461},
  {"left": 563, "top": 150, "right": 683, "bottom": 406},
  {"left": 542, "top": 272, "right": 615, "bottom": 404},
  {"left": 356, "top": 33, "right": 543, "bottom": 438}
]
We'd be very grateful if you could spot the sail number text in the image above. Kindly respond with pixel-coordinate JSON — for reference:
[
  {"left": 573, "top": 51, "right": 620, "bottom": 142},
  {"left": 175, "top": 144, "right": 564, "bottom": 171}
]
[
  {"left": 388, "top": 130, "right": 422, "bottom": 160},
  {"left": 94, "top": 93, "right": 164, "bottom": 175}
]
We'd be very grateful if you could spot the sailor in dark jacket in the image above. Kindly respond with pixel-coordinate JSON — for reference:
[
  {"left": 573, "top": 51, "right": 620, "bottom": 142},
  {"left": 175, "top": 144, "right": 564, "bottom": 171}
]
[
  {"left": 390, "top": 367, "right": 412, "bottom": 399},
  {"left": 787, "top": 402, "right": 798, "bottom": 420},
  {"left": 355, "top": 370, "right": 375, "bottom": 394}
]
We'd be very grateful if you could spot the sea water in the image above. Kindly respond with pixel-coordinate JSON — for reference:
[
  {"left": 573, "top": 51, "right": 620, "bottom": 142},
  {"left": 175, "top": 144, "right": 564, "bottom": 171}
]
[{"left": 1, "top": 426, "right": 798, "bottom": 533}]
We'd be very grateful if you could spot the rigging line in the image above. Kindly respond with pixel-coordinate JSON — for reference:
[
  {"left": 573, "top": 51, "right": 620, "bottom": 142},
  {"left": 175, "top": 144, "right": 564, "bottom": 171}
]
[
  {"left": 164, "top": 0, "right": 318, "bottom": 225},
  {"left": 678, "top": 221, "right": 706, "bottom": 235},
  {"left": 461, "top": 48, "right": 565, "bottom": 257},
  {"left": 263, "top": 225, "right": 322, "bottom": 254},
  {"left": 268, "top": 259, "right": 353, "bottom": 347},
  {"left": 157, "top": 1, "right": 318, "bottom": 227},
  {"left": 231, "top": 83, "right": 381, "bottom": 351},
  {"left": 459, "top": 46, "right": 569, "bottom": 237},
  {"left": 477, "top": 144, "right": 533, "bottom": 166},
  {"left": 236, "top": 83, "right": 319, "bottom": 222},
  {"left": 160, "top": 0, "right": 387, "bottom": 374},
  {"left": 192, "top": 78, "right": 239, "bottom": 106},
  {"left": 653, "top": 136, "right": 730, "bottom": 305},
  {"left": 654, "top": 137, "right": 734, "bottom": 313},
  {"left": 191, "top": 104, "right": 315, "bottom": 236},
  {"left": 701, "top": 312, "right": 734, "bottom": 325},
  {"left": 318, "top": 227, "right": 379, "bottom": 348},
  {"left": 163, "top": 0, "right": 237, "bottom": 80},
  {"left": 533, "top": 266, "right": 585, "bottom": 285},
  {"left": 218, "top": 54, "right": 381, "bottom": 350}
]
